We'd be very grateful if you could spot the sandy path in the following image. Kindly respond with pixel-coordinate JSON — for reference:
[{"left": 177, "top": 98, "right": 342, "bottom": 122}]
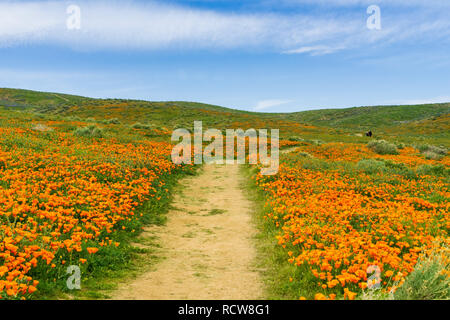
[{"left": 111, "top": 164, "right": 263, "bottom": 300}]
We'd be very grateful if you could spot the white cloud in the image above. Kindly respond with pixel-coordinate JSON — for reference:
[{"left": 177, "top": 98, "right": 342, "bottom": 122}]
[
  {"left": 0, "top": 1, "right": 348, "bottom": 50},
  {"left": 395, "top": 96, "right": 450, "bottom": 105},
  {"left": 283, "top": 45, "right": 345, "bottom": 55},
  {"left": 0, "top": 1, "right": 449, "bottom": 55},
  {"left": 277, "top": 0, "right": 450, "bottom": 7},
  {"left": 253, "top": 99, "right": 292, "bottom": 111}
]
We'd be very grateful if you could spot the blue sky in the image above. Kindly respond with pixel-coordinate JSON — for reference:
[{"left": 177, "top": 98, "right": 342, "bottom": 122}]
[{"left": 0, "top": 0, "right": 449, "bottom": 112}]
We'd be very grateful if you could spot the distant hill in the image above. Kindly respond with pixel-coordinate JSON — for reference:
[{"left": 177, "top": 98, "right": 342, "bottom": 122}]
[
  {"left": 1, "top": 88, "right": 449, "bottom": 134},
  {"left": 276, "top": 104, "right": 450, "bottom": 130}
]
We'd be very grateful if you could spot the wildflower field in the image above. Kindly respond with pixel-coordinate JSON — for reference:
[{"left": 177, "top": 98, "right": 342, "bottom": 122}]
[
  {"left": 0, "top": 88, "right": 449, "bottom": 300},
  {"left": 0, "top": 108, "right": 194, "bottom": 299},
  {"left": 253, "top": 140, "right": 449, "bottom": 300}
]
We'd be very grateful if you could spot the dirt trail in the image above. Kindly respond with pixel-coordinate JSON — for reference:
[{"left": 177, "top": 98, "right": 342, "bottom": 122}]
[{"left": 112, "top": 164, "right": 263, "bottom": 300}]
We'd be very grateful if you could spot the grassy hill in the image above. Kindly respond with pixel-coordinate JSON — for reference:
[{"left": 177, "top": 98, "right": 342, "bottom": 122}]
[
  {"left": 1, "top": 87, "right": 449, "bottom": 145},
  {"left": 276, "top": 104, "right": 450, "bottom": 129}
]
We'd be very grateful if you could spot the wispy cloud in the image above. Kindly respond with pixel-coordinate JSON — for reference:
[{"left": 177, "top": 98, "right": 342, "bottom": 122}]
[
  {"left": 253, "top": 99, "right": 292, "bottom": 111},
  {"left": 277, "top": 0, "right": 450, "bottom": 7},
  {"left": 283, "top": 45, "right": 345, "bottom": 55},
  {"left": 393, "top": 96, "right": 450, "bottom": 105},
  {"left": 0, "top": 1, "right": 449, "bottom": 55}
]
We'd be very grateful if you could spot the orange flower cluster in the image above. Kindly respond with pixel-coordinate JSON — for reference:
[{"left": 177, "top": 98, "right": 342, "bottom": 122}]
[
  {"left": 0, "top": 126, "right": 185, "bottom": 299},
  {"left": 255, "top": 146, "right": 449, "bottom": 300},
  {"left": 297, "top": 142, "right": 447, "bottom": 167},
  {"left": 298, "top": 142, "right": 372, "bottom": 162}
]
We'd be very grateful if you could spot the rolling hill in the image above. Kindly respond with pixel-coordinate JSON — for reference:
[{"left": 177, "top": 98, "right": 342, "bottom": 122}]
[{"left": 1, "top": 87, "right": 449, "bottom": 145}]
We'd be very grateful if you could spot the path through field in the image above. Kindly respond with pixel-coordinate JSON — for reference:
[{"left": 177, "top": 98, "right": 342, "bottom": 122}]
[{"left": 112, "top": 164, "right": 263, "bottom": 300}]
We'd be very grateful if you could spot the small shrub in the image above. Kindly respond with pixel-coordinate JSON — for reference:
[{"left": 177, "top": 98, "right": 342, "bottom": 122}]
[
  {"left": 416, "top": 164, "right": 448, "bottom": 177},
  {"left": 395, "top": 142, "right": 406, "bottom": 150},
  {"left": 367, "top": 140, "right": 399, "bottom": 155},
  {"left": 423, "top": 151, "right": 444, "bottom": 160},
  {"left": 301, "top": 158, "right": 331, "bottom": 171},
  {"left": 288, "top": 136, "right": 305, "bottom": 142},
  {"left": 415, "top": 145, "right": 447, "bottom": 160},
  {"left": 394, "top": 249, "right": 450, "bottom": 300},
  {"left": 297, "top": 152, "right": 313, "bottom": 158},
  {"left": 105, "top": 118, "right": 120, "bottom": 124},
  {"left": 379, "top": 160, "right": 416, "bottom": 179},
  {"left": 32, "top": 124, "right": 54, "bottom": 132},
  {"left": 67, "top": 115, "right": 82, "bottom": 122},
  {"left": 74, "top": 125, "right": 103, "bottom": 138},
  {"left": 357, "top": 159, "right": 386, "bottom": 174},
  {"left": 416, "top": 144, "right": 447, "bottom": 156},
  {"left": 131, "top": 122, "right": 152, "bottom": 130}
]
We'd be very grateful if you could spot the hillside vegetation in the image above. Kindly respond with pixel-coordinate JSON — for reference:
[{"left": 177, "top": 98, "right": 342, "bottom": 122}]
[{"left": 1, "top": 88, "right": 449, "bottom": 147}]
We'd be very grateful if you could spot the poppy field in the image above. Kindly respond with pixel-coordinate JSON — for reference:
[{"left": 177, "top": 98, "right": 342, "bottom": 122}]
[
  {"left": 0, "top": 109, "right": 194, "bottom": 299},
  {"left": 253, "top": 140, "right": 449, "bottom": 300},
  {"left": 0, "top": 88, "right": 449, "bottom": 300}
]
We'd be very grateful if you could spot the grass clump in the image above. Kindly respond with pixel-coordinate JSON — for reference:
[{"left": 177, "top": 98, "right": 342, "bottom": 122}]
[
  {"left": 361, "top": 248, "right": 450, "bottom": 300},
  {"left": 416, "top": 144, "right": 448, "bottom": 160},
  {"left": 416, "top": 164, "right": 449, "bottom": 177},
  {"left": 288, "top": 136, "right": 305, "bottom": 142},
  {"left": 417, "top": 144, "right": 447, "bottom": 155},
  {"left": 74, "top": 125, "right": 104, "bottom": 138},
  {"left": 297, "top": 152, "right": 313, "bottom": 158},
  {"left": 393, "top": 249, "right": 450, "bottom": 300},
  {"left": 131, "top": 122, "right": 153, "bottom": 130},
  {"left": 367, "top": 140, "right": 399, "bottom": 155},
  {"left": 357, "top": 159, "right": 386, "bottom": 174},
  {"left": 104, "top": 118, "right": 120, "bottom": 125}
]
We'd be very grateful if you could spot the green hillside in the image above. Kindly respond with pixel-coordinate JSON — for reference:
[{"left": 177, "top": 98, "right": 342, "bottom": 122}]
[
  {"left": 1, "top": 88, "right": 449, "bottom": 145},
  {"left": 278, "top": 104, "right": 450, "bottom": 130}
]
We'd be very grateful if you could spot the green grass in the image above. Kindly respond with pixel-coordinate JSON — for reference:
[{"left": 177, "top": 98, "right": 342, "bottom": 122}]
[
  {"left": 205, "top": 209, "right": 227, "bottom": 216},
  {"left": 241, "top": 165, "right": 308, "bottom": 300},
  {"left": 361, "top": 247, "right": 450, "bottom": 300},
  {"left": 393, "top": 249, "right": 450, "bottom": 300},
  {"left": 367, "top": 140, "right": 399, "bottom": 155},
  {"left": 278, "top": 103, "right": 450, "bottom": 130}
]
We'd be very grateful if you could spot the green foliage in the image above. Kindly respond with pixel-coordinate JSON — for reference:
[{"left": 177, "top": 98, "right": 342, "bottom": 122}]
[
  {"left": 297, "top": 152, "right": 313, "bottom": 158},
  {"left": 394, "top": 250, "right": 450, "bottom": 300},
  {"left": 416, "top": 144, "right": 448, "bottom": 160},
  {"left": 283, "top": 103, "right": 450, "bottom": 130},
  {"left": 417, "top": 144, "right": 448, "bottom": 155},
  {"left": 131, "top": 122, "right": 153, "bottom": 130},
  {"left": 357, "top": 159, "right": 386, "bottom": 174},
  {"left": 300, "top": 158, "right": 332, "bottom": 171},
  {"left": 288, "top": 136, "right": 305, "bottom": 142},
  {"left": 104, "top": 118, "right": 120, "bottom": 124},
  {"left": 367, "top": 140, "right": 399, "bottom": 155},
  {"left": 74, "top": 125, "right": 104, "bottom": 138},
  {"left": 416, "top": 164, "right": 449, "bottom": 177}
]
